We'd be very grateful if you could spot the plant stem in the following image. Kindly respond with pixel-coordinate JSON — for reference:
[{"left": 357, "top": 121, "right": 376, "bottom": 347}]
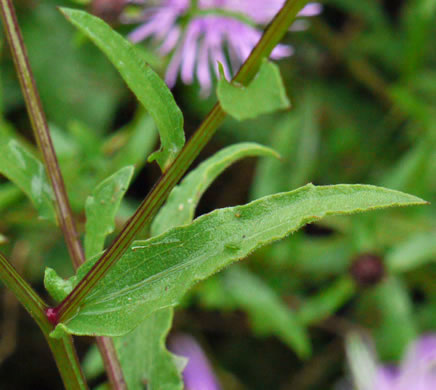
[
  {"left": 96, "top": 337, "right": 127, "bottom": 389},
  {"left": 0, "top": 0, "right": 84, "bottom": 270},
  {"left": 55, "top": 0, "right": 311, "bottom": 322},
  {"left": 0, "top": 2, "right": 126, "bottom": 388},
  {"left": 0, "top": 252, "right": 47, "bottom": 327},
  {"left": 0, "top": 252, "right": 88, "bottom": 390}
]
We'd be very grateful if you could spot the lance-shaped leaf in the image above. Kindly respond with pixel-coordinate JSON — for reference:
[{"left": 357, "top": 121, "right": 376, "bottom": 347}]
[
  {"left": 0, "top": 127, "right": 55, "bottom": 220},
  {"left": 109, "top": 144, "right": 276, "bottom": 388},
  {"left": 61, "top": 8, "right": 184, "bottom": 171},
  {"left": 217, "top": 60, "right": 291, "bottom": 121},
  {"left": 114, "top": 308, "right": 184, "bottom": 390},
  {"left": 48, "top": 184, "right": 425, "bottom": 337},
  {"left": 296, "top": 276, "right": 355, "bottom": 326},
  {"left": 83, "top": 308, "right": 184, "bottom": 390},
  {"left": 152, "top": 142, "right": 279, "bottom": 235},
  {"left": 106, "top": 111, "right": 158, "bottom": 176},
  {"left": 386, "top": 232, "right": 436, "bottom": 273},
  {"left": 222, "top": 266, "right": 311, "bottom": 358},
  {"left": 84, "top": 166, "right": 134, "bottom": 259},
  {"left": 251, "top": 94, "right": 319, "bottom": 199},
  {"left": 358, "top": 277, "right": 417, "bottom": 360}
]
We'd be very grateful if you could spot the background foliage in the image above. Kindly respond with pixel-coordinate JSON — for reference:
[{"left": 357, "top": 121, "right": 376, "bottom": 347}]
[{"left": 0, "top": 0, "right": 435, "bottom": 389}]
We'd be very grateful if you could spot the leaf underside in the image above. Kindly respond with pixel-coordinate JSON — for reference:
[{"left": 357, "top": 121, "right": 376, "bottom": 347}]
[{"left": 47, "top": 184, "right": 425, "bottom": 338}]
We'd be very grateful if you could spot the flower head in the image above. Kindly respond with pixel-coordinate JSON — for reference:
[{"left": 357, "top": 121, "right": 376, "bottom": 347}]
[
  {"left": 346, "top": 333, "right": 436, "bottom": 390},
  {"left": 169, "top": 333, "right": 221, "bottom": 390},
  {"left": 126, "top": 0, "right": 321, "bottom": 94}
]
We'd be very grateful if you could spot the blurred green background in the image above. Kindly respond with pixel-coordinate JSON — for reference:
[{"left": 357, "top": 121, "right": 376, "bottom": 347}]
[{"left": 0, "top": 0, "right": 435, "bottom": 389}]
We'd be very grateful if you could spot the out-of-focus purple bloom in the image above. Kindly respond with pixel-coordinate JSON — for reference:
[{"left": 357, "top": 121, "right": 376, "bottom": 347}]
[
  {"left": 346, "top": 333, "right": 436, "bottom": 390},
  {"left": 169, "top": 333, "right": 221, "bottom": 390},
  {"left": 126, "top": 0, "right": 322, "bottom": 94}
]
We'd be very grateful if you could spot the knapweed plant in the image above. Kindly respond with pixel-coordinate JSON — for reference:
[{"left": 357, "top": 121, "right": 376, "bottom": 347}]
[{"left": 0, "top": 0, "right": 429, "bottom": 389}]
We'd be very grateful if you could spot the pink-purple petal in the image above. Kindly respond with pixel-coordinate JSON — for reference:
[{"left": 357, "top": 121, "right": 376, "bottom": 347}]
[
  {"left": 169, "top": 333, "right": 221, "bottom": 390},
  {"left": 127, "top": 0, "right": 320, "bottom": 94}
]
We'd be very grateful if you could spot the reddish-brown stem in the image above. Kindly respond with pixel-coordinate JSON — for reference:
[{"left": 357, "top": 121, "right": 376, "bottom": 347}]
[
  {"left": 0, "top": 1, "right": 126, "bottom": 388},
  {"left": 0, "top": 0, "right": 84, "bottom": 269}
]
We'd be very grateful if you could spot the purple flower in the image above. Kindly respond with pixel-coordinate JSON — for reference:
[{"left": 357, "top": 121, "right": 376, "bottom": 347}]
[
  {"left": 346, "top": 333, "right": 436, "bottom": 390},
  {"left": 126, "top": 0, "right": 322, "bottom": 94},
  {"left": 169, "top": 333, "right": 221, "bottom": 390}
]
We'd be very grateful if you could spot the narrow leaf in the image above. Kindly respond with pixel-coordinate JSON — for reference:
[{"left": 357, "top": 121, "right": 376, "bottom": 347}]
[
  {"left": 0, "top": 129, "right": 55, "bottom": 220},
  {"left": 114, "top": 308, "right": 183, "bottom": 390},
  {"left": 346, "top": 333, "right": 379, "bottom": 390},
  {"left": 251, "top": 95, "right": 319, "bottom": 199},
  {"left": 359, "top": 277, "right": 417, "bottom": 360},
  {"left": 60, "top": 8, "right": 185, "bottom": 171},
  {"left": 106, "top": 111, "right": 158, "bottom": 175},
  {"left": 85, "top": 166, "right": 134, "bottom": 259},
  {"left": 297, "top": 276, "right": 355, "bottom": 325},
  {"left": 152, "top": 142, "right": 279, "bottom": 235},
  {"left": 118, "top": 144, "right": 279, "bottom": 387},
  {"left": 49, "top": 184, "right": 425, "bottom": 337},
  {"left": 386, "top": 232, "right": 436, "bottom": 273},
  {"left": 82, "top": 308, "right": 184, "bottom": 390},
  {"left": 223, "top": 266, "right": 311, "bottom": 358},
  {"left": 217, "top": 60, "right": 291, "bottom": 121}
]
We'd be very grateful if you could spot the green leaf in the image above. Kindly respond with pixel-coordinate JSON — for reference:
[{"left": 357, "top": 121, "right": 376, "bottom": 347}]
[
  {"left": 82, "top": 344, "right": 103, "bottom": 380},
  {"left": 0, "top": 128, "right": 55, "bottom": 221},
  {"left": 297, "top": 276, "right": 355, "bottom": 326},
  {"left": 119, "top": 143, "right": 278, "bottom": 387},
  {"left": 82, "top": 309, "right": 184, "bottom": 390},
  {"left": 251, "top": 94, "right": 319, "bottom": 199},
  {"left": 114, "top": 308, "right": 184, "bottom": 390},
  {"left": 84, "top": 166, "right": 134, "bottom": 259},
  {"left": 217, "top": 60, "right": 291, "bottom": 121},
  {"left": 0, "top": 183, "right": 23, "bottom": 212},
  {"left": 345, "top": 332, "right": 379, "bottom": 390},
  {"left": 60, "top": 8, "right": 185, "bottom": 171},
  {"left": 152, "top": 142, "right": 279, "bottom": 235},
  {"left": 386, "top": 232, "right": 436, "bottom": 273},
  {"left": 380, "top": 137, "right": 434, "bottom": 194},
  {"left": 49, "top": 184, "right": 425, "bottom": 337},
  {"left": 106, "top": 111, "right": 158, "bottom": 176},
  {"left": 45, "top": 267, "right": 75, "bottom": 303},
  {"left": 358, "top": 277, "right": 417, "bottom": 360},
  {"left": 223, "top": 266, "right": 311, "bottom": 358}
]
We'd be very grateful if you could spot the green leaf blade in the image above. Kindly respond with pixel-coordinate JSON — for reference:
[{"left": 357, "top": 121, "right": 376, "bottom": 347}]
[
  {"left": 0, "top": 128, "right": 55, "bottom": 221},
  {"left": 84, "top": 166, "right": 134, "bottom": 259},
  {"left": 60, "top": 8, "right": 184, "bottom": 170},
  {"left": 223, "top": 266, "right": 311, "bottom": 358},
  {"left": 115, "top": 308, "right": 184, "bottom": 390},
  {"left": 50, "top": 184, "right": 425, "bottom": 337},
  {"left": 217, "top": 60, "right": 291, "bottom": 121},
  {"left": 386, "top": 232, "right": 436, "bottom": 273},
  {"left": 152, "top": 142, "right": 279, "bottom": 235}
]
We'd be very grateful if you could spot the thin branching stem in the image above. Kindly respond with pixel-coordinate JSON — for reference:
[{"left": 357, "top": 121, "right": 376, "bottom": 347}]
[
  {"left": 0, "top": 1, "right": 127, "bottom": 388},
  {"left": 0, "top": 252, "right": 88, "bottom": 390},
  {"left": 0, "top": 0, "right": 84, "bottom": 269}
]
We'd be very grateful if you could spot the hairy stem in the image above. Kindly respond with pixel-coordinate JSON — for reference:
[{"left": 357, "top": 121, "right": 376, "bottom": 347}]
[
  {"left": 0, "top": 1, "right": 126, "bottom": 388},
  {"left": 55, "top": 0, "right": 311, "bottom": 322},
  {"left": 0, "top": 252, "right": 88, "bottom": 389}
]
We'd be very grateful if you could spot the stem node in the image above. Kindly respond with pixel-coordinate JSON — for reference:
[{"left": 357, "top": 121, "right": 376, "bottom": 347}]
[{"left": 46, "top": 307, "right": 59, "bottom": 325}]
